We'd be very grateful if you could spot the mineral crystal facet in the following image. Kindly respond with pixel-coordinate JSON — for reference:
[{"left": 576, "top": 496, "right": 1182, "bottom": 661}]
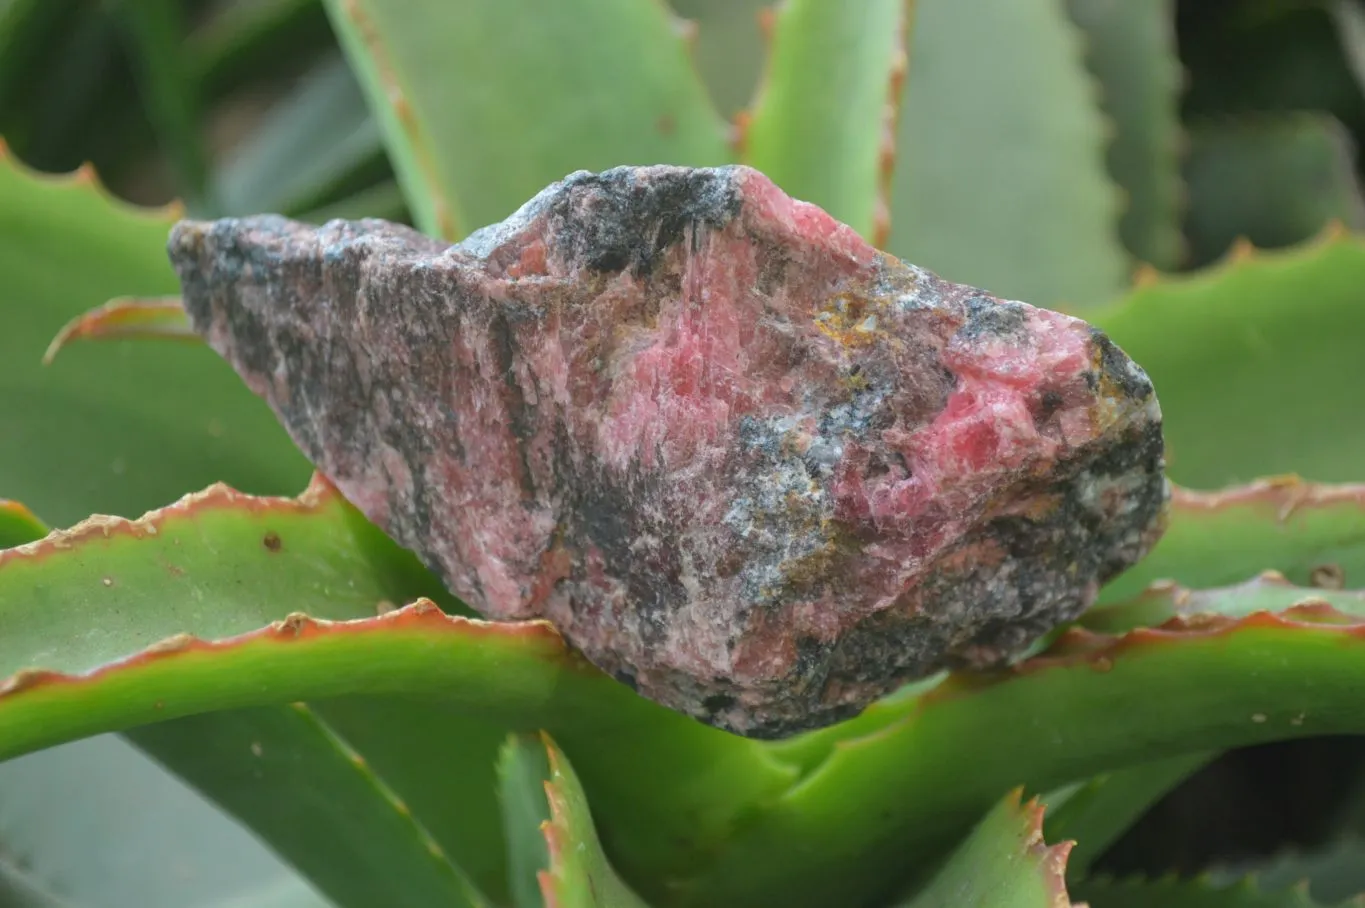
[{"left": 169, "top": 165, "right": 1167, "bottom": 738}]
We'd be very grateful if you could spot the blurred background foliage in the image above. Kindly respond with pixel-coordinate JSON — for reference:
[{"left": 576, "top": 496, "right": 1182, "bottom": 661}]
[
  {"left": 5, "top": 0, "right": 1365, "bottom": 905},
  {"left": 6, "top": 0, "right": 1365, "bottom": 272}
]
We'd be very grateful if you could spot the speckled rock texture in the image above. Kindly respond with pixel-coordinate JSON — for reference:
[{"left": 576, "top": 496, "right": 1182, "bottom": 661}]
[{"left": 169, "top": 165, "right": 1167, "bottom": 738}]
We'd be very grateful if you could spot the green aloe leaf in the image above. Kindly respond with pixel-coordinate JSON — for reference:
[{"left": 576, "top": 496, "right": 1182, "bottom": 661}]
[
  {"left": 206, "top": 878, "right": 334, "bottom": 908},
  {"left": 1091, "top": 232, "right": 1365, "bottom": 487},
  {"left": 678, "top": 580, "right": 1365, "bottom": 907},
  {"left": 742, "top": 0, "right": 907, "bottom": 242},
  {"left": 499, "top": 734, "right": 554, "bottom": 908},
  {"left": 888, "top": 0, "right": 1127, "bottom": 309},
  {"left": 211, "top": 55, "right": 384, "bottom": 219},
  {"left": 1043, "top": 753, "right": 1218, "bottom": 878},
  {"left": 666, "top": 0, "right": 766, "bottom": 117},
  {"left": 0, "top": 480, "right": 796, "bottom": 905},
  {"left": 0, "top": 734, "right": 308, "bottom": 908},
  {"left": 1099, "top": 481, "right": 1365, "bottom": 603},
  {"left": 897, "top": 789, "right": 1073, "bottom": 907},
  {"left": 0, "top": 1, "right": 71, "bottom": 133},
  {"left": 1064, "top": 0, "right": 1184, "bottom": 270},
  {"left": 1086, "top": 573, "right": 1365, "bottom": 633},
  {"left": 0, "top": 149, "right": 309, "bottom": 526},
  {"left": 0, "top": 501, "right": 45, "bottom": 548},
  {"left": 1330, "top": 0, "right": 1365, "bottom": 94},
  {"left": 298, "top": 700, "right": 511, "bottom": 902},
  {"left": 0, "top": 474, "right": 504, "bottom": 903},
  {"left": 0, "top": 851, "right": 74, "bottom": 907},
  {"left": 111, "top": 0, "right": 211, "bottom": 212},
  {"left": 536, "top": 734, "right": 650, "bottom": 908},
  {"left": 42, "top": 297, "right": 192, "bottom": 364},
  {"left": 1183, "top": 114, "right": 1365, "bottom": 268},
  {"left": 131, "top": 705, "right": 484, "bottom": 908},
  {"left": 0, "top": 0, "right": 94, "bottom": 167},
  {"left": 1072, "top": 874, "right": 1352, "bottom": 907},
  {"left": 319, "top": 0, "right": 731, "bottom": 239},
  {"left": 1244, "top": 835, "right": 1365, "bottom": 906},
  {"left": 189, "top": 0, "right": 334, "bottom": 104},
  {"left": 1214, "top": 836, "right": 1365, "bottom": 906}
]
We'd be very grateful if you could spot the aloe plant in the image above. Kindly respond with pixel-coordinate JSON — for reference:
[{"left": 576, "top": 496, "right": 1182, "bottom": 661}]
[{"left": 3, "top": 1, "right": 1365, "bottom": 906}]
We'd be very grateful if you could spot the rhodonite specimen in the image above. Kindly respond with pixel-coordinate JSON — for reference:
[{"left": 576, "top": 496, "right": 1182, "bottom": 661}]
[{"left": 169, "top": 165, "right": 1167, "bottom": 738}]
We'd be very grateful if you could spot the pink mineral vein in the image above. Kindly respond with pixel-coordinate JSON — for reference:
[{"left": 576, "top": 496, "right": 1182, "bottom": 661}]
[{"left": 169, "top": 165, "right": 1167, "bottom": 737}]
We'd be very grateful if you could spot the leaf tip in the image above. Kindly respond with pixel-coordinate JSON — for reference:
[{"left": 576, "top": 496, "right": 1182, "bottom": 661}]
[
  {"left": 757, "top": 5, "right": 779, "bottom": 43},
  {"left": 730, "top": 109, "right": 753, "bottom": 158},
  {"left": 668, "top": 12, "right": 699, "bottom": 53},
  {"left": 1227, "top": 235, "right": 1258, "bottom": 263},
  {"left": 1131, "top": 262, "right": 1163, "bottom": 288}
]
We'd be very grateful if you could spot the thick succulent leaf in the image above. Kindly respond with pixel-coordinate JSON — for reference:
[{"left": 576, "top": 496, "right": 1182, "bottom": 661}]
[
  {"left": 499, "top": 734, "right": 553, "bottom": 908},
  {"left": 318, "top": 0, "right": 731, "bottom": 239},
  {"left": 677, "top": 582, "right": 1365, "bottom": 907},
  {"left": 1091, "top": 232, "right": 1365, "bottom": 488},
  {"left": 212, "top": 55, "right": 384, "bottom": 218},
  {"left": 189, "top": 0, "right": 334, "bottom": 103},
  {"left": 888, "top": 0, "right": 1127, "bottom": 309},
  {"left": 1072, "top": 874, "right": 1351, "bottom": 907},
  {"left": 1043, "top": 753, "right": 1217, "bottom": 878},
  {"left": 897, "top": 789, "right": 1072, "bottom": 907},
  {"left": 0, "top": 148, "right": 310, "bottom": 526},
  {"left": 1330, "top": 0, "right": 1365, "bottom": 93},
  {"left": 1180, "top": 5, "right": 1364, "bottom": 139},
  {"left": 1086, "top": 573, "right": 1365, "bottom": 634},
  {"left": 0, "top": 480, "right": 796, "bottom": 904},
  {"left": 665, "top": 0, "right": 767, "bottom": 116},
  {"left": 0, "top": 501, "right": 45, "bottom": 548},
  {"left": 0, "top": 735, "right": 306, "bottom": 908},
  {"left": 130, "top": 705, "right": 484, "bottom": 908},
  {"left": 0, "top": 851, "right": 76, "bottom": 908},
  {"left": 300, "top": 700, "right": 510, "bottom": 902},
  {"left": 0, "top": 0, "right": 95, "bottom": 167},
  {"left": 0, "top": 474, "right": 464, "bottom": 672},
  {"left": 0, "top": 1, "right": 68, "bottom": 122},
  {"left": 0, "top": 476, "right": 489, "bottom": 904},
  {"left": 742, "top": 0, "right": 907, "bottom": 243},
  {"left": 536, "top": 735, "right": 650, "bottom": 908},
  {"left": 1100, "top": 482, "right": 1365, "bottom": 604},
  {"left": 1218, "top": 836, "right": 1365, "bottom": 906},
  {"left": 111, "top": 0, "right": 210, "bottom": 211},
  {"left": 1183, "top": 114, "right": 1365, "bottom": 268},
  {"left": 41, "top": 297, "right": 192, "bottom": 364},
  {"left": 1064, "top": 0, "right": 1184, "bottom": 270},
  {"left": 205, "top": 878, "right": 334, "bottom": 908}
]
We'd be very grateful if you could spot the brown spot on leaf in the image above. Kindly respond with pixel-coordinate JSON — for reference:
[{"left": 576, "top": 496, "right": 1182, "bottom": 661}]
[{"left": 263, "top": 531, "right": 282, "bottom": 553}]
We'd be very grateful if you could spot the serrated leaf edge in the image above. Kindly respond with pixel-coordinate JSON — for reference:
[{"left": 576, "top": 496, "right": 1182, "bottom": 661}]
[
  {"left": 0, "top": 138, "right": 184, "bottom": 224},
  {"left": 0, "top": 598, "right": 568, "bottom": 701},
  {"left": 1067, "top": 0, "right": 1188, "bottom": 272},
  {"left": 1076, "top": 870, "right": 1363, "bottom": 907},
  {"left": 1124, "top": 218, "right": 1355, "bottom": 294},
  {"left": 1010, "top": 787, "right": 1077, "bottom": 908},
  {"left": 0, "top": 472, "right": 342, "bottom": 567}
]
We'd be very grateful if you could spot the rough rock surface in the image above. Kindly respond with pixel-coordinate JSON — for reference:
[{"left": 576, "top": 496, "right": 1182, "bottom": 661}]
[{"left": 169, "top": 165, "right": 1167, "bottom": 738}]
